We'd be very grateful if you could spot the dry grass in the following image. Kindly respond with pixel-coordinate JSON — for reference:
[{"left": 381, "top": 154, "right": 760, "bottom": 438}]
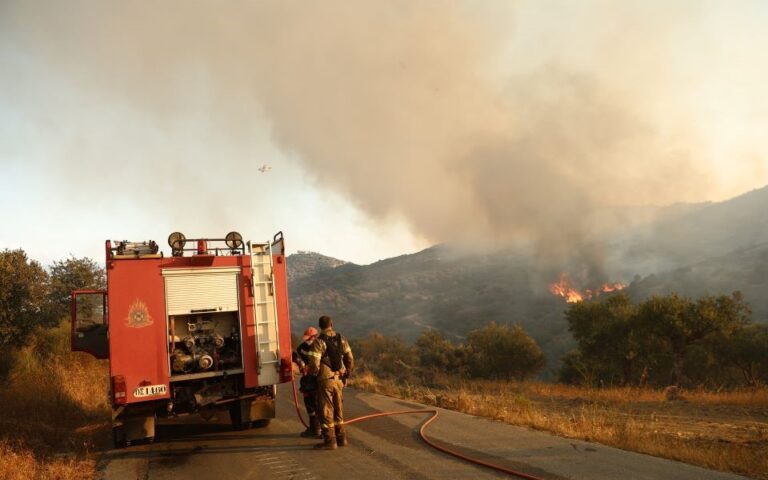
[
  {"left": 350, "top": 372, "right": 768, "bottom": 480},
  {"left": 682, "top": 387, "right": 768, "bottom": 406},
  {"left": 0, "top": 322, "right": 110, "bottom": 480},
  {"left": 523, "top": 381, "right": 768, "bottom": 407},
  {"left": 0, "top": 440, "right": 97, "bottom": 480}
]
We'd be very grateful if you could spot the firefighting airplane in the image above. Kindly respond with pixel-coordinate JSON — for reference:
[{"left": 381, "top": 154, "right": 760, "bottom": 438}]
[{"left": 258, "top": 164, "right": 272, "bottom": 173}]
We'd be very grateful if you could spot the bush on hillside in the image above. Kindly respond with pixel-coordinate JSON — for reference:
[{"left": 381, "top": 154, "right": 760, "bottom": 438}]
[
  {"left": 352, "top": 323, "right": 545, "bottom": 382},
  {"left": 562, "top": 292, "right": 760, "bottom": 388},
  {"left": 351, "top": 332, "right": 418, "bottom": 377},
  {"left": 0, "top": 249, "right": 56, "bottom": 352},
  {"left": 466, "top": 322, "right": 545, "bottom": 381}
]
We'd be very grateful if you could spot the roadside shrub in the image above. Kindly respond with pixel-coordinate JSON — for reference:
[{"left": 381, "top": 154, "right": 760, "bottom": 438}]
[
  {"left": 351, "top": 332, "right": 418, "bottom": 378},
  {"left": 466, "top": 322, "right": 545, "bottom": 381}
]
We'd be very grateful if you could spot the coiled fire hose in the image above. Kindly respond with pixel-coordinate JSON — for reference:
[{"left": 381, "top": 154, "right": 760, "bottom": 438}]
[{"left": 290, "top": 379, "right": 545, "bottom": 480}]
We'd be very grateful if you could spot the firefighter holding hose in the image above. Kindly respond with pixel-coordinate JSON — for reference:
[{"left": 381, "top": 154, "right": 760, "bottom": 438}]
[
  {"left": 294, "top": 326, "right": 322, "bottom": 438},
  {"left": 307, "top": 315, "right": 354, "bottom": 450}
]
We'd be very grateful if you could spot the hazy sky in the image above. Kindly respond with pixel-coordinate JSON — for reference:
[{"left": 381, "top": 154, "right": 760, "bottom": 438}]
[{"left": 1, "top": 1, "right": 767, "bottom": 265}]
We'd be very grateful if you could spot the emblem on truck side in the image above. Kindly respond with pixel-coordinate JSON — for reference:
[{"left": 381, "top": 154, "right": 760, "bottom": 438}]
[{"left": 126, "top": 299, "right": 153, "bottom": 328}]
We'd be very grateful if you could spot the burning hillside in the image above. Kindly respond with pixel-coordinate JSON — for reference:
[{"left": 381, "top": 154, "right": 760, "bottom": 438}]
[{"left": 548, "top": 273, "right": 626, "bottom": 303}]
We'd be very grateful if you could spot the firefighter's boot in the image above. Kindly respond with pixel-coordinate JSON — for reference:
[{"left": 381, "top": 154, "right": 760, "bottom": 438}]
[
  {"left": 300, "top": 416, "right": 322, "bottom": 438},
  {"left": 314, "top": 431, "right": 337, "bottom": 450},
  {"left": 300, "top": 426, "right": 319, "bottom": 438},
  {"left": 335, "top": 426, "right": 348, "bottom": 447}
]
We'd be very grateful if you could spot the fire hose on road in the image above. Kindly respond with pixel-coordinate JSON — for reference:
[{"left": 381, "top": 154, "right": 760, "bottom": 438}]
[{"left": 290, "top": 379, "right": 546, "bottom": 480}]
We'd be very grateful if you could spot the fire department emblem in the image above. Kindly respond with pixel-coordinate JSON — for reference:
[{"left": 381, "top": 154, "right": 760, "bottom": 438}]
[{"left": 126, "top": 299, "right": 153, "bottom": 328}]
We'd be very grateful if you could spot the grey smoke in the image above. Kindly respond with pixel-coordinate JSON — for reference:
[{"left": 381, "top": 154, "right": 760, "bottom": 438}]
[{"left": 0, "top": 0, "right": 732, "bottom": 278}]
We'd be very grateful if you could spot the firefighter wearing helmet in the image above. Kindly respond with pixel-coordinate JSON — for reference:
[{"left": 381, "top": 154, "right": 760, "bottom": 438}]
[
  {"left": 294, "top": 326, "right": 322, "bottom": 438},
  {"left": 307, "top": 315, "right": 354, "bottom": 450}
]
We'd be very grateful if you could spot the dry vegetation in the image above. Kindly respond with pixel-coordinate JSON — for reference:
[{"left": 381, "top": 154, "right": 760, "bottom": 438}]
[
  {"left": 351, "top": 370, "right": 768, "bottom": 480},
  {"left": 1, "top": 321, "right": 764, "bottom": 480},
  {"left": 0, "top": 322, "right": 110, "bottom": 480}
]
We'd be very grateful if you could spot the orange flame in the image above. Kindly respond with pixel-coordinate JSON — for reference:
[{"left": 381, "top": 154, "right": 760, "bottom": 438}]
[
  {"left": 548, "top": 273, "right": 584, "bottom": 303},
  {"left": 549, "top": 274, "right": 626, "bottom": 303}
]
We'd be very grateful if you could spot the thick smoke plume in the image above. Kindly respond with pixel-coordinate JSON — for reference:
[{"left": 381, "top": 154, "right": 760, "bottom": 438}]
[{"left": 1, "top": 1, "right": 730, "bottom": 276}]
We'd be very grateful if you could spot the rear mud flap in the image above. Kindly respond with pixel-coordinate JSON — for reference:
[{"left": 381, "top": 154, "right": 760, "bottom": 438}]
[
  {"left": 229, "top": 397, "right": 275, "bottom": 429},
  {"left": 113, "top": 415, "right": 155, "bottom": 448}
]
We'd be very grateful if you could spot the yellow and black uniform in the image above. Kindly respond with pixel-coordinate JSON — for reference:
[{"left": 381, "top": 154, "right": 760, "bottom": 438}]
[{"left": 307, "top": 327, "right": 354, "bottom": 448}]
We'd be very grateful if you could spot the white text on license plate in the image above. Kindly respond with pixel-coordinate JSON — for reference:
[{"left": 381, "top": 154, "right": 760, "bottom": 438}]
[{"left": 134, "top": 384, "right": 167, "bottom": 398}]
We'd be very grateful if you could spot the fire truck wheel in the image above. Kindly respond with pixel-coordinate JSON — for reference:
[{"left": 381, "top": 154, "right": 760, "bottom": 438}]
[
  {"left": 232, "top": 421, "right": 252, "bottom": 430},
  {"left": 112, "top": 426, "right": 127, "bottom": 449},
  {"left": 228, "top": 402, "right": 250, "bottom": 430},
  {"left": 252, "top": 419, "right": 271, "bottom": 429},
  {"left": 229, "top": 399, "right": 272, "bottom": 430}
]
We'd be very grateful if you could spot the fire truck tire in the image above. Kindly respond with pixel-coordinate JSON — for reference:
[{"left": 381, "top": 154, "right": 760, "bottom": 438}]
[
  {"left": 229, "top": 398, "right": 272, "bottom": 430},
  {"left": 233, "top": 421, "right": 252, "bottom": 430},
  {"left": 252, "top": 419, "right": 271, "bottom": 428},
  {"left": 112, "top": 426, "right": 127, "bottom": 449},
  {"left": 228, "top": 402, "right": 251, "bottom": 430}
]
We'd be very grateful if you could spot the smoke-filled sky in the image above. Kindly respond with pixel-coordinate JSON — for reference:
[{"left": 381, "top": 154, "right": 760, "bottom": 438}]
[{"left": 1, "top": 0, "right": 767, "bottom": 265}]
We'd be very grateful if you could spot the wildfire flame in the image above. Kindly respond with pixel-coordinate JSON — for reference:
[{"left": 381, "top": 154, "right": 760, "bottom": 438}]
[
  {"left": 548, "top": 273, "right": 626, "bottom": 303},
  {"left": 548, "top": 273, "right": 584, "bottom": 303}
]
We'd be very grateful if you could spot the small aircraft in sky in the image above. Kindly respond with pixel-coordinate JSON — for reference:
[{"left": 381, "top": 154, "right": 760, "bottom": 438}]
[{"left": 258, "top": 164, "right": 272, "bottom": 173}]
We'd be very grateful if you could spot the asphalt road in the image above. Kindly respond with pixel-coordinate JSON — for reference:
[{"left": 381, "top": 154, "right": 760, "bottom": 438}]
[{"left": 98, "top": 384, "right": 750, "bottom": 480}]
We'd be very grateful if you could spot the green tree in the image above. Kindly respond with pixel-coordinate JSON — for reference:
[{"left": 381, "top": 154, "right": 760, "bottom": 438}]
[
  {"left": 0, "top": 249, "right": 56, "bottom": 347},
  {"left": 717, "top": 324, "right": 768, "bottom": 387},
  {"left": 637, "top": 292, "right": 749, "bottom": 386},
  {"left": 352, "top": 332, "right": 418, "bottom": 377},
  {"left": 564, "top": 293, "right": 639, "bottom": 386},
  {"left": 48, "top": 256, "right": 105, "bottom": 319},
  {"left": 466, "top": 322, "right": 544, "bottom": 381},
  {"left": 558, "top": 350, "right": 593, "bottom": 386},
  {"left": 415, "top": 329, "right": 460, "bottom": 372}
]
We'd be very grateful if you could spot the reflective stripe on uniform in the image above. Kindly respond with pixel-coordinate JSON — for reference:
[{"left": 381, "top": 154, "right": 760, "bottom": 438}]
[{"left": 307, "top": 350, "right": 322, "bottom": 358}]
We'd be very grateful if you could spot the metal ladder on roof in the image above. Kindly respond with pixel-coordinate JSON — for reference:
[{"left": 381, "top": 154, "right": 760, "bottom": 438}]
[{"left": 248, "top": 240, "right": 281, "bottom": 385}]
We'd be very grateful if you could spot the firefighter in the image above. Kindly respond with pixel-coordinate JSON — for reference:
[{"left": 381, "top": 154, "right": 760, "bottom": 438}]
[
  {"left": 293, "top": 326, "right": 322, "bottom": 438},
  {"left": 307, "top": 315, "right": 354, "bottom": 450}
]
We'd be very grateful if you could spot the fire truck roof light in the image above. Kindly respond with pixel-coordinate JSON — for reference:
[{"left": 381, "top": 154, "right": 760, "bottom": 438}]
[
  {"left": 168, "top": 232, "right": 186, "bottom": 250},
  {"left": 225, "top": 231, "right": 243, "bottom": 249},
  {"left": 165, "top": 231, "right": 245, "bottom": 256}
]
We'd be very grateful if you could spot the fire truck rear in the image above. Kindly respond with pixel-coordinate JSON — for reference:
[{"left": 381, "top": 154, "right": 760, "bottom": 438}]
[{"left": 70, "top": 231, "right": 293, "bottom": 447}]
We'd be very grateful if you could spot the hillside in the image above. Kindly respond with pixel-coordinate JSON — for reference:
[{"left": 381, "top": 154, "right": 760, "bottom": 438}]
[
  {"left": 614, "top": 186, "right": 768, "bottom": 277},
  {"left": 618, "top": 186, "right": 768, "bottom": 322},
  {"left": 285, "top": 251, "right": 349, "bottom": 282},
  {"left": 287, "top": 185, "right": 768, "bottom": 376},
  {"left": 288, "top": 245, "right": 572, "bottom": 376},
  {"left": 627, "top": 241, "right": 768, "bottom": 323}
]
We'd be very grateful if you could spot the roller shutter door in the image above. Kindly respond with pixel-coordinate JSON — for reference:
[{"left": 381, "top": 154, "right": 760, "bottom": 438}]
[{"left": 163, "top": 268, "right": 240, "bottom": 315}]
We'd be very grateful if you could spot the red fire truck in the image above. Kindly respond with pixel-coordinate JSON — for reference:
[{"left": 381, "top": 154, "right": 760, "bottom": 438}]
[{"left": 70, "top": 232, "right": 293, "bottom": 447}]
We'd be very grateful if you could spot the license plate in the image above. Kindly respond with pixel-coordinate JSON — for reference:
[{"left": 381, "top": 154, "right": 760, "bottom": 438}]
[{"left": 134, "top": 384, "right": 167, "bottom": 398}]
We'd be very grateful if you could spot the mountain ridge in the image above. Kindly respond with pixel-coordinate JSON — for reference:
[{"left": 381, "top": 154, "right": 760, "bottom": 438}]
[{"left": 286, "top": 184, "right": 768, "bottom": 377}]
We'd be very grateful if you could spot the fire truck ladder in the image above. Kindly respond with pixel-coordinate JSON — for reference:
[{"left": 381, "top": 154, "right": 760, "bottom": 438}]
[{"left": 248, "top": 240, "right": 281, "bottom": 384}]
